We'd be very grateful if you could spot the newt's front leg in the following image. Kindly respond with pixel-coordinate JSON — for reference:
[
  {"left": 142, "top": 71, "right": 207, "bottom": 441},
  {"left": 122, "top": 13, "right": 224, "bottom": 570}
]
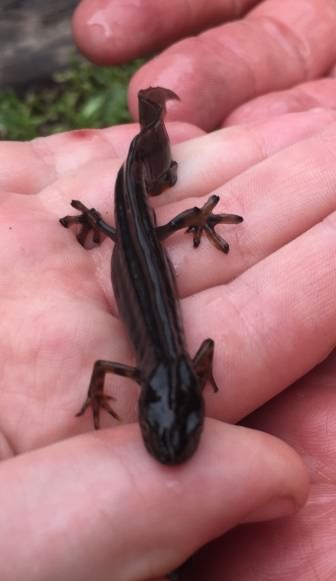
[
  {"left": 60, "top": 200, "right": 117, "bottom": 246},
  {"left": 156, "top": 194, "right": 243, "bottom": 253}
]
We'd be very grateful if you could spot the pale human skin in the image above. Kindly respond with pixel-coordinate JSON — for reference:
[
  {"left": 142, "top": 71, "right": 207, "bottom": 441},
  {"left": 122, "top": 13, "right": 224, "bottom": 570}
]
[
  {"left": 1, "top": 108, "right": 336, "bottom": 580},
  {"left": 71, "top": 0, "right": 336, "bottom": 579}
]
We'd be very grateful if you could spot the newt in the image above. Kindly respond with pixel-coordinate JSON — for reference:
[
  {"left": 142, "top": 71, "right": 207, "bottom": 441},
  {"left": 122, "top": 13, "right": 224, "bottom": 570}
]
[{"left": 60, "top": 87, "right": 243, "bottom": 465}]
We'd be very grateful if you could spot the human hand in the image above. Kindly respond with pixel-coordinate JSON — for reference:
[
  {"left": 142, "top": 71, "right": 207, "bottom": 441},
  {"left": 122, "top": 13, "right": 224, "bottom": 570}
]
[
  {"left": 0, "top": 106, "right": 334, "bottom": 580},
  {"left": 174, "top": 106, "right": 336, "bottom": 579},
  {"left": 73, "top": 0, "right": 336, "bottom": 130}
]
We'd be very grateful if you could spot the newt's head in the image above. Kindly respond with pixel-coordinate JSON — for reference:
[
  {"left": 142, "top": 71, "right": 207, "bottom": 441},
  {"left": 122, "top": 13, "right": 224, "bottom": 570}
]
[{"left": 139, "top": 357, "right": 204, "bottom": 465}]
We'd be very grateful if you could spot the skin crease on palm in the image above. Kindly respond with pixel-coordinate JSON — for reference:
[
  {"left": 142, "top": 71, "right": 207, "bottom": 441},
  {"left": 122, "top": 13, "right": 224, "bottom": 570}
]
[{"left": 1, "top": 0, "right": 336, "bottom": 580}]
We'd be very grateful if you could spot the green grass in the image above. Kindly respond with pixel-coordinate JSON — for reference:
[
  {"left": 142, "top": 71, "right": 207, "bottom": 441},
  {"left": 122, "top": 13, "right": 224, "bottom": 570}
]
[{"left": 0, "top": 56, "right": 144, "bottom": 141}]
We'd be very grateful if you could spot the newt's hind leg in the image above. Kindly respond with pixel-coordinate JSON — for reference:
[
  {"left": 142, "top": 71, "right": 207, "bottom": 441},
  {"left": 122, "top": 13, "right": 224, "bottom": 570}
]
[
  {"left": 77, "top": 360, "right": 141, "bottom": 429},
  {"left": 60, "top": 200, "right": 117, "bottom": 246},
  {"left": 157, "top": 194, "right": 243, "bottom": 253},
  {"left": 193, "top": 338, "right": 218, "bottom": 393},
  {"left": 147, "top": 160, "right": 178, "bottom": 195}
]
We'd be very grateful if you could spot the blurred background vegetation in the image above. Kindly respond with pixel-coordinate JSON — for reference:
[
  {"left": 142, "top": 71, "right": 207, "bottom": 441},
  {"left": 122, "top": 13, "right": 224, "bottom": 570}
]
[{"left": 0, "top": 56, "right": 143, "bottom": 140}]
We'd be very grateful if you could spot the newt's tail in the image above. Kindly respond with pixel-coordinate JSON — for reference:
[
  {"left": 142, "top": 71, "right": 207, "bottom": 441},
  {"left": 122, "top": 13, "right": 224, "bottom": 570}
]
[{"left": 138, "top": 86, "right": 180, "bottom": 128}]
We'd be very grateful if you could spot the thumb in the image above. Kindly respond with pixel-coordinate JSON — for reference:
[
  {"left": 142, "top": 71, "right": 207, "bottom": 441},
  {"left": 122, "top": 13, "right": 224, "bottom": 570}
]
[{"left": 0, "top": 419, "right": 308, "bottom": 581}]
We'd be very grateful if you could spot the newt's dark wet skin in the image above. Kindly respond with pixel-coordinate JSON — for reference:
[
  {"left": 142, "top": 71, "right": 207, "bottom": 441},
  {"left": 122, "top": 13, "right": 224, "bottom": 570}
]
[{"left": 60, "top": 87, "right": 243, "bottom": 465}]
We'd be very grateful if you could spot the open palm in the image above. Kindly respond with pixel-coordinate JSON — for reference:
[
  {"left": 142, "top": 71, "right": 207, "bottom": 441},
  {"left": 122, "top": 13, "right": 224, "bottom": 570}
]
[{"left": 0, "top": 108, "right": 335, "bottom": 580}]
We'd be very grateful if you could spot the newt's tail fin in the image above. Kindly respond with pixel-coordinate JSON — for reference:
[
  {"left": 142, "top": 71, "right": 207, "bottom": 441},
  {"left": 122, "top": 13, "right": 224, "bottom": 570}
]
[{"left": 138, "top": 86, "right": 180, "bottom": 128}]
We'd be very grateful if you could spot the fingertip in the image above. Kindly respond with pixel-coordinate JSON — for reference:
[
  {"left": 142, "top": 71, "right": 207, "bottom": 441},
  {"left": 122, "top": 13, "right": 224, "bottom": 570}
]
[
  {"left": 72, "top": 1, "right": 103, "bottom": 64},
  {"left": 72, "top": 0, "right": 126, "bottom": 65},
  {"left": 73, "top": 0, "right": 161, "bottom": 65}
]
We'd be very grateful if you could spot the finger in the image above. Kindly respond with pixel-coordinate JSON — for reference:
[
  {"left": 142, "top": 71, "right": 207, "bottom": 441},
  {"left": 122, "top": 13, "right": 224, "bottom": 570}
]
[
  {"left": 190, "top": 364, "right": 336, "bottom": 581},
  {"left": 0, "top": 122, "right": 202, "bottom": 195},
  {"left": 73, "top": 0, "right": 256, "bottom": 65},
  {"left": 128, "top": 0, "right": 336, "bottom": 129},
  {"left": 0, "top": 420, "right": 308, "bottom": 581},
  {"left": 245, "top": 353, "right": 336, "bottom": 477},
  {"left": 225, "top": 78, "right": 336, "bottom": 126},
  {"left": 155, "top": 108, "right": 336, "bottom": 206},
  {"left": 2, "top": 106, "right": 332, "bottom": 198},
  {"left": 50, "top": 107, "right": 336, "bottom": 207}
]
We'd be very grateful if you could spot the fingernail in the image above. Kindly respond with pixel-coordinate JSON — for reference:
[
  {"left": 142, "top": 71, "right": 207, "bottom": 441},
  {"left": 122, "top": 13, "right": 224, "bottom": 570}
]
[{"left": 243, "top": 496, "right": 298, "bottom": 523}]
